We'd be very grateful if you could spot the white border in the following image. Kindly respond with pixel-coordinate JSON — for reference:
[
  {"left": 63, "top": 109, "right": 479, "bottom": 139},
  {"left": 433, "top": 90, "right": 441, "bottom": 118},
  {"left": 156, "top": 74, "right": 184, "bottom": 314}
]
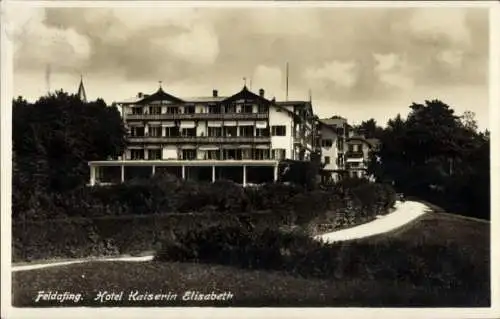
[{"left": 1, "top": 1, "right": 499, "bottom": 319}]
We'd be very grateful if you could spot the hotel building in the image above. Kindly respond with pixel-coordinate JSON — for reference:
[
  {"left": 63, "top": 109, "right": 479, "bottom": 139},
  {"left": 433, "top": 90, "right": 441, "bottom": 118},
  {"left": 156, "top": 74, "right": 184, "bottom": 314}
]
[{"left": 88, "top": 84, "right": 317, "bottom": 186}]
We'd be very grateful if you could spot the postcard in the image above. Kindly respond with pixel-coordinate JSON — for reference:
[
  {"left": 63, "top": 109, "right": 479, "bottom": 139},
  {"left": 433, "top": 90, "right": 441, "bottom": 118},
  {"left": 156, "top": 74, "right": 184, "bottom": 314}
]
[{"left": 1, "top": 1, "right": 499, "bottom": 318}]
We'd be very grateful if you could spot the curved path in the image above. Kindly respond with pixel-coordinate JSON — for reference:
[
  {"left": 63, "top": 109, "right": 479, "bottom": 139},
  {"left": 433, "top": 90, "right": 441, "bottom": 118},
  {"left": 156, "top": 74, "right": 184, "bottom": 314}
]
[
  {"left": 12, "top": 201, "right": 430, "bottom": 272},
  {"left": 314, "top": 200, "right": 430, "bottom": 243},
  {"left": 12, "top": 255, "right": 154, "bottom": 272}
]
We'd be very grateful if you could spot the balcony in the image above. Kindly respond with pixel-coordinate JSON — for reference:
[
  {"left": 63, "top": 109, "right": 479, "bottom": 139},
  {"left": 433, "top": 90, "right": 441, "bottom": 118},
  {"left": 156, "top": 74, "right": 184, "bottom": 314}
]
[
  {"left": 345, "top": 151, "right": 364, "bottom": 159},
  {"left": 128, "top": 136, "right": 271, "bottom": 144},
  {"left": 125, "top": 112, "right": 268, "bottom": 121}
]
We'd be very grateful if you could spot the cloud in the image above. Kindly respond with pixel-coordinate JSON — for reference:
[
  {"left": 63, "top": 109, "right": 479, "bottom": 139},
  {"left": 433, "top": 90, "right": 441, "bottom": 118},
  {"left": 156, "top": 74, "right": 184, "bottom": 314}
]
[
  {"left": 304, "top": 60, "right": 357, "bottom": 89},
  {"left": 10, "top": 6, "right": 488, "bottom": 110},
  {"left": 373, "top": 53, "right": 414, "bottom": 90},
  {"left": 153, "top": 24, "right": 219, "bottom": 65},
  {"left": 7, "top": 7, "right": 91, "bottom": 71},
  {"left": 437, "top": 50, "right": 464, "bottom": 69},
  {"left": 251, "top": 65, "right": 283, "bottom": 98},
  {"left": 408, "top": 8, "right": 472, "bottom": 46}
]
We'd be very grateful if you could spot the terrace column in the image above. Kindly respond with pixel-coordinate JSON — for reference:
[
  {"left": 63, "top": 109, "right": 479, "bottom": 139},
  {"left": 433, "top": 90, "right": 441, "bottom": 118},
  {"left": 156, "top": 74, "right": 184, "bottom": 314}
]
[
  {"left": 242, "top": 165, "right": 247, "bottom": 187},
  {"left": 89, "top": 165, "right": 96, "bottom": 186},
  {"left": 273, "top": 164, "right": 279, "bottom": 182},
  {"left": 152, "top": 165, "right": 156, "bottom": 177},
  {"left": 212, "top": 166, "right": 216, "bottom": 183},
  {"left": 121, "top": 165, "right": 125, "bottom": 183},
  {"left": 182, "top": 165, "right": 186, "bottom": 180}
]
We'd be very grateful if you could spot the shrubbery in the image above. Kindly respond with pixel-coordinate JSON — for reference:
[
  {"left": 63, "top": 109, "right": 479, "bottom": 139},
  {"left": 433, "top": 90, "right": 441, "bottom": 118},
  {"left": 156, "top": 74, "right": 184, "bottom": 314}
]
[
  {"left": 12, "top": 174, "right": 397, "bottom": 262},
  {"left": 155, "top": 223, "right": 484, "bottom": 291}
]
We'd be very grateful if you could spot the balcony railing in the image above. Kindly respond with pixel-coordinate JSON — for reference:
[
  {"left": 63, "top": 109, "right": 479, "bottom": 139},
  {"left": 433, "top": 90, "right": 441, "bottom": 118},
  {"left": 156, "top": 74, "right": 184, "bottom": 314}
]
[
  {"left": 125, "top": 112, "right": 268, "bottom": 121},
  {"left": 345, "top": 151, "right": 364, "bottom": 159},
  {"left": 128, "top": 136, "right": 271, "bottom": 144}
]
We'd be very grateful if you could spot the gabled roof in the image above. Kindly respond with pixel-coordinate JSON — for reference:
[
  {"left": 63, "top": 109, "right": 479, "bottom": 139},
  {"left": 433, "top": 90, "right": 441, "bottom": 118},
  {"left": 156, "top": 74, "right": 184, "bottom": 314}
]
[
  {"left": 137, "top": 87, "right": 184, "bottom": 104},
  {"left": 182, "top": 96, "right": 227, "bottom": 103},
  {"left": 222, "top": 86, "right": 273, "bottom": 104}
]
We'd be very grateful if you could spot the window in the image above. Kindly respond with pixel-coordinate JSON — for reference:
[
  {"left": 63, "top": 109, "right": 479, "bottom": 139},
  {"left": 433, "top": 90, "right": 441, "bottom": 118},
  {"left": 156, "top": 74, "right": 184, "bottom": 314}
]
[
  {"left": 241, "top": 104, "right": 253, "bottom": 113},
  {"left": 131, "top": 149, "right": 144, "bottom": 160},
  {"left": 225, "top": 104, "right": 236, "bottom": 113},
  {"left": 167, "top": 107, "right": 178, "bottom": 114},
  {"left": 182, "top": 149, "right": 197, "bottom": 160},
  {"left": 208, "top": 105, "right": 221, "bottom": 114},
  {"left": 205, "top": 150, "right": 221, "bottom": 160},
  {"left": 208, "top": 127, "right": 222, "bottom": 137},
  {"left": 132, "top": 107, "right": 144, "bottom": 115},
  {"left": 321, "top": 139, "right": 333, "bottom": 148},
  {"left": 350, "top": 162, "right": 359, "bottom": 168},
  {"left": 258, "top": 104, "right": 268, "bottom": 113},
  {"left": 223, "top": 127, "right": 237, "bottom": 137},
  {"left": 271, "top": 125, "right": 286, "bottom": 136},
  {"left": 223, "top": 149, "right": 242, "bottom": 160},
  {"left": 148, "top": 126, "right": 162, "bottom": 137},
  {"left": 256, "top": 128, "right": 269, "bottom": 137},
  {"left": 254, "top": 149, "right": 270, "bottom": 160},
  {"left": 149, "top": 106, "right": 161, "bottom": 115},
  {"left": 184, "top": 106, "right": 195, "bottom": 114},
  {"left": 272, "top": 149, "right": 286, "bottom": 160},
  {"left": 165, "top": 127, "right": 179, "bottom": 137},
  {"left": 130, "top": 127, "right": 145, "bottom": 137},
  {"left": 242, "top": 149, "right": 252, "bottom": 160},
  {"left": 239, "top": 126, "right": 254, "bottom": 137},
  {"left": 181, "top": 128, "right": 196, "bottom": 137},
  {"left": 148, "top": 149, "right": 161, "bottom": 160},
  {"left": 324, "top": 156, "right": 331, "bottom": 164},
  {"left": 337, "top": 154, "right": 344, "bottom": 166},
  {"left": 348, "top": 144, "right": 355, "bottom": 152},
  {"left": 337, "top": 139, "right": 344, "bottom": 151}
]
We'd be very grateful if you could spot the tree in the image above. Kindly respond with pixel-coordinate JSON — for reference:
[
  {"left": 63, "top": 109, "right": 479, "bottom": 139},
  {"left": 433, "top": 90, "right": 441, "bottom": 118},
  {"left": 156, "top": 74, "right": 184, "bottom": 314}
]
[
  {"left": 354, "top": 118, "right": 384, "bottom": 139},
  {"left": 461, "top": 110, "right": 479, "bottom": 133},
  {"left": 368, "top": 100, "right": 490, "bottom": 219},
  {"left": 12, "top": 91, "right": 127, "bottom": 194}
]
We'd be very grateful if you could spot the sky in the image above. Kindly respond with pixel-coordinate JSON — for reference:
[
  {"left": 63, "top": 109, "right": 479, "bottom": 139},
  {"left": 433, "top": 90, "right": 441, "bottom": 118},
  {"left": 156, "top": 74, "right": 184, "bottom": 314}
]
[{"left": 6, "top": 4, "right": 490, "bottom": 129}]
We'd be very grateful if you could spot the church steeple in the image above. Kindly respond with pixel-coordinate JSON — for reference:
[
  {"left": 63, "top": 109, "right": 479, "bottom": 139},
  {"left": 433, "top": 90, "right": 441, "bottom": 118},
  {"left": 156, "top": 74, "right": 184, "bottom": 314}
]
[{"left": 77, "top": 75, "right": 87, "bottom": 103}]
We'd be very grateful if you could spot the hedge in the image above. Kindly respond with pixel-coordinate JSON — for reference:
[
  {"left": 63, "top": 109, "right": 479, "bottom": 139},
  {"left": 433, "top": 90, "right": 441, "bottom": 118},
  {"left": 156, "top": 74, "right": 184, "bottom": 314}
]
[
  {"left": 155, "top": 223, "right": 486, "bottom": 291},
  {"left": 12, "top": 175, "right": 397, "bottom": 262}
]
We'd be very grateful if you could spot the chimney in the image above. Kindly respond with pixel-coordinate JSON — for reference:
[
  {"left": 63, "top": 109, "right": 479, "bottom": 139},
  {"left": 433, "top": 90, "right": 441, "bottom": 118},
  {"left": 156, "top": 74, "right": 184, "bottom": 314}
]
[
  {"left": 212, "top": 89, "right": 218, "bottom": 97},
  {"left": 137, "top": 92, "right": 143, "bottom": 98},
  {"left": 259, "top": 89, "right": 265, "bottom": 97}
]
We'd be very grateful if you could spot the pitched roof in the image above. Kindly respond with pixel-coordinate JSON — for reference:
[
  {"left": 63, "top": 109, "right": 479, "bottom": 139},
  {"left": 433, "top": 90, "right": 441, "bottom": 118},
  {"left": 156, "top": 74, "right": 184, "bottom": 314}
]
[
  {"left": 222, "top": 85, "right": 273, "bottom": 104},
  {"left": 137, "top": 87, "right": 184, "bottom": 104},
  {"left": 182, "top": 96, "right": 227, "bottom": 103}
]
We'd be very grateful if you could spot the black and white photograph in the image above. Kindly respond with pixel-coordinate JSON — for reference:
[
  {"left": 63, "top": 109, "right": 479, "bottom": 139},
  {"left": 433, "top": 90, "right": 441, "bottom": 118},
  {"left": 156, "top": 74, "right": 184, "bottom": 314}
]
[{"left": 1, "top": 1, "right": 499, "bottom": 318}]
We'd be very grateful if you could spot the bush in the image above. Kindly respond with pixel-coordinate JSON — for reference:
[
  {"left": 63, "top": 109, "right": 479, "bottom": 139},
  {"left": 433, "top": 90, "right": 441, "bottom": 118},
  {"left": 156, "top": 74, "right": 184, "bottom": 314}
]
[
  {"left": 155, "top": 223, "right": 485, "bottom": 290},
  {"left": 12, "top": 172, "right": 398, "bottom": 262}
]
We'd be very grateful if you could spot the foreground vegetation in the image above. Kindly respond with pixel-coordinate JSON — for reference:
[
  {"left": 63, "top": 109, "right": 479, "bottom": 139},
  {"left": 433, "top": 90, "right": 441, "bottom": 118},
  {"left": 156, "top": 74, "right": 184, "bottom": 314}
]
[
  {"left": 13, "top": 175, "right": 396, "bottom": 262},
  {"left": 13, "top": 212, "right": 490, "bottom": 307}
]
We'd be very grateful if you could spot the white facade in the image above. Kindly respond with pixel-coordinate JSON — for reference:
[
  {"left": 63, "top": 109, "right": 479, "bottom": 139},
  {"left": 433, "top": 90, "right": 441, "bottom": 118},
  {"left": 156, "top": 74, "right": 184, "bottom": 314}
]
[
  {"left": 268, "top": 106, "right": 294, "bottom": 160},
  {"left": 116, "top": 86, "right": 316, "bottom": 163},
  {"left": 319, "top": 126, "right": 339, "bottom": 172}
]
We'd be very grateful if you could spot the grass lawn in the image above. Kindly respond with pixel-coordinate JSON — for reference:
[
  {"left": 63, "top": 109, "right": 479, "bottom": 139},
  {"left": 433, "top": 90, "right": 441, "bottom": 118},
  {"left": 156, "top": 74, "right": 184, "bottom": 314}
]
[{"left": 12, "top": 211, "right": 490, "bottom": 307}]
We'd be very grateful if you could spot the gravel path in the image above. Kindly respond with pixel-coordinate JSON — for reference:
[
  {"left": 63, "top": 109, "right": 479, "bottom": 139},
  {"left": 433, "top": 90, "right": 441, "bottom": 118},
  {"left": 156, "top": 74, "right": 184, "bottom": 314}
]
[{"left": 314, "top": 201, "right": 430, "bottom": 243}]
